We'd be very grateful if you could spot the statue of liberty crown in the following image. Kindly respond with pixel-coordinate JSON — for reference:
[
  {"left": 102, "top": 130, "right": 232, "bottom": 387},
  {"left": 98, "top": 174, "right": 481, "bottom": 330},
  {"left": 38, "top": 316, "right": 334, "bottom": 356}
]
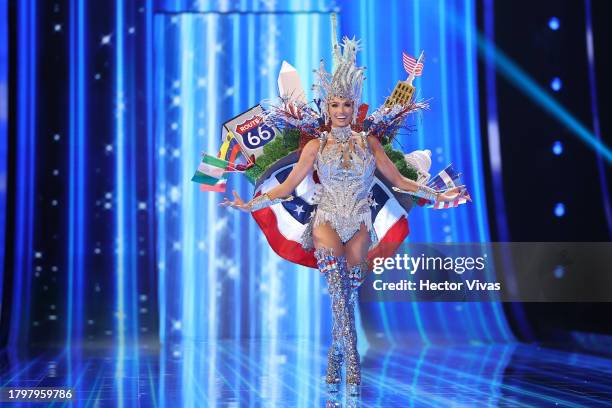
[{"left": 312, "top": 14, "right": 366, "bottom": 120}]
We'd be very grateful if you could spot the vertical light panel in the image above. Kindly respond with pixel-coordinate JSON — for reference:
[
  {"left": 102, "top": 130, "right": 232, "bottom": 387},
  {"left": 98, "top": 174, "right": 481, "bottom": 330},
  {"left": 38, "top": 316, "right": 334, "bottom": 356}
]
[
  {"left": 154, "top": 14, "right": 168, "bottom": 346},
  {"left": 114, "top": 1, "right": 132, "bottom": 406},
  {"left": 584, "top": 0, "right": 612, "bottom": 238},
  {"left": 10, "top": 0, "right": 37, "bottom": 348},
  {"left": 246, "top": 10, "right": 257, "bottom": 343},
  {"left": 482, "top": 0, "right": 509, "bottom": 242},
  {"left": 114, "top": 1, "right": 143, "bottom": 405},
  {"left": 230, "top": 6, "right": 242, "bottom": 345},
  {"left": 462, "top": 0, "right": 487, "bottom": 242},
  {"left": 67, "top": 0, "right": 87, "bottom": 352},
  {"left": 178, "top": 13, "right": 197, "bottom": 408},
  {"left": 0, "top": 0, "right": 8, "bottom": 313},
  {"left": 114, "top": 0, "right": 126, "bottom": 402},
  {"left": 153, "top": 10, "right": 170, "bottom": 408},
  {"left": 203, "top": 11, "right": 219, "bottom": 345},
  {"left": 115, "top": 0, "right": 126, "bottom": 354},
  {"left": 145, "top": 0, "right": 157, "bottom": 340}
]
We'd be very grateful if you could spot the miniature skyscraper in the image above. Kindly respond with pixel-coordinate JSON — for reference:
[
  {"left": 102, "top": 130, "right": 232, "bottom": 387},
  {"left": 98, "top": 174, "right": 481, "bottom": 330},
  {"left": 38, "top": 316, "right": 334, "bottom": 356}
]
[
  {"left": 384, "top": 81, "right": 415, "bottom": 108},
  {"left": 384, "top": 51, "right": 424, "bottom": 108}
]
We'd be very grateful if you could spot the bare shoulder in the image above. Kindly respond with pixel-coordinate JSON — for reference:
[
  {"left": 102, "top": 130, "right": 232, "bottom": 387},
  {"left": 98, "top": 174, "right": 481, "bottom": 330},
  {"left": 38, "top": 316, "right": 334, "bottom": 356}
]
[
  {"left": 367, "top": 134, "right": 383, "bottom": 151},
  {"left": 298, "top": 138, "right": 320, "bottom": 162},
  {"left": 303, "top": 138, "right": 321, "bottom": 154}
]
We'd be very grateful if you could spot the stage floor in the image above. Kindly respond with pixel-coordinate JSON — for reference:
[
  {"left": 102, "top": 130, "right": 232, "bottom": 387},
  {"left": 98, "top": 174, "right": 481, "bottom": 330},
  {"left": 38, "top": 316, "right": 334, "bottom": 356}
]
[{"left": 1, "top": 340, "right": 611, "bottom": 407}]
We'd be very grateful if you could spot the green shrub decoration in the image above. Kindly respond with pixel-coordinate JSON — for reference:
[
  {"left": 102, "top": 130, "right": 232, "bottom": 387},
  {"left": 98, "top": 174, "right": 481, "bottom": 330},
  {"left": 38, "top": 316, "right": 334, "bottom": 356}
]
[
  {"left": 245, "top": 129, "right": 300, "bottom": 184},
  {"left": 244, "top": 130, "right": 418, "bottom": 185},
  {"left": 244, "top": 165, "right": 264, "bottom": 185},
  {"left": 383, "top": 143, "right": 418, "bottom": 181},
  {"left": 383, "top": 143, "right": 403, "bottom": 162}
]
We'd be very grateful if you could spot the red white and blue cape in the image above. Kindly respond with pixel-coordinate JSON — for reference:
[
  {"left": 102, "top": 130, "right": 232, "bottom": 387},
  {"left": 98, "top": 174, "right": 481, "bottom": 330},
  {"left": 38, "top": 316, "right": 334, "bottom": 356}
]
[{"left": 250, "top": 151, "right": 417, "bottom": 268}]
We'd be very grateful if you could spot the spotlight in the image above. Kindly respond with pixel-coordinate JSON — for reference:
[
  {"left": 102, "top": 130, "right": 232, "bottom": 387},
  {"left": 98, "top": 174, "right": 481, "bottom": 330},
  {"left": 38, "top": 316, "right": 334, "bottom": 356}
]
[
  {"left": 552, "top": 141, "right": 563, "bottom": 155},
  {"left": 548, "top": 17, "right": 560, "bottom": 31},
  {"left": 554, "top": 202, "right": 565, "bottom": 217},
  {"left": 550, "top": 77, "right": 562, "bottom": 92}
]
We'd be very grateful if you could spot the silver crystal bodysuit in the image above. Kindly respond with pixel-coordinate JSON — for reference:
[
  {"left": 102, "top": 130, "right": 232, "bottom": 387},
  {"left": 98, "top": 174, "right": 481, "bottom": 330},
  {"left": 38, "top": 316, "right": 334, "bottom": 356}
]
[{"left": 301, "top": 128, "right": 377, "bottom": 249}]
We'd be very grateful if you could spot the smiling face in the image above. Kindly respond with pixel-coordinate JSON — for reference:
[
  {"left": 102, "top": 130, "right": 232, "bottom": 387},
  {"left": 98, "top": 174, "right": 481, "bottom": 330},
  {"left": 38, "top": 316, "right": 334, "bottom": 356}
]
[{"left": 327, "top": 97, "right": 354, "bottom": 128}]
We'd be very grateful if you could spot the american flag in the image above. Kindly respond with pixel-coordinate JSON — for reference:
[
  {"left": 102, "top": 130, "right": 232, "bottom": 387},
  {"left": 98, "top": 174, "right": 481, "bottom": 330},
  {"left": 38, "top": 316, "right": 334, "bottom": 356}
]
[
  {"left": 426, "top": 164, "right": 470, "bottom": 209},
  {"left": 431, "top": 193, "right": 471, "bottom": 210},
  {"left": 428, "top": 164, "right": 461, "bottom": 190},
  {"left": 402, "top": 52, "right": 424, "bottom": 76}
]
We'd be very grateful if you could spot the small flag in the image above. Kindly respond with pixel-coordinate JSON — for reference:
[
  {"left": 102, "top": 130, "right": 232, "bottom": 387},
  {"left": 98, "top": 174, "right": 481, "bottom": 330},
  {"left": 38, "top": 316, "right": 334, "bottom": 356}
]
[
  {"left": 431, "top": 193, "right": 470, "bottom": 210},
  {"left": 192, "top": 154, "right": 229, "bottom": 192},
  {"left": 402, "top": 52, "right": 424, "bottom": 76},
  {"left": 428, "top": 164, "right": 461, "bottom": 191},
  {"left": 218, "top": 131, "right": 250, "bottom": 172},
  {"left": 199, "top": 174, "right": 228, "bottom": 192}
]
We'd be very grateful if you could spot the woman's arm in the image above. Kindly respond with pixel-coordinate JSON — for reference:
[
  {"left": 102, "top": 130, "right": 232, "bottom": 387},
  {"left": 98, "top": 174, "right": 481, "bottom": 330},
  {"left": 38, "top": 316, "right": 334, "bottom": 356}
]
[
  {"left": 265, "top": 138, "right": 319, "bottom": 199},
  {"left": 368, "top": 135, "right": 420, "bottom": 192},
  {"left": 220, "top": 138, "right": 320, "bottom": 211},
  {"left": 368, "top": 135, "right": 466, "bottom": 203}
]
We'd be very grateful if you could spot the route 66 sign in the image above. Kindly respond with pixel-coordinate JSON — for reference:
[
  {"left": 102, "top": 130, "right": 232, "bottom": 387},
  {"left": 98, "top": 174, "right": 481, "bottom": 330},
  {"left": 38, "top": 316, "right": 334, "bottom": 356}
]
[
  {"left": 235, "top": 117, "right": 275, "bottom": 150},
  {"left": 222, "top": 104, "right": 279, "bottom": 160}
]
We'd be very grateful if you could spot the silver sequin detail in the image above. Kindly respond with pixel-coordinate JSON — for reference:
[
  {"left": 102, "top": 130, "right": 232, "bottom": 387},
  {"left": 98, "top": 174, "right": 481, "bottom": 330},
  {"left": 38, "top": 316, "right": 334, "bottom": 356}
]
[
  {"left": 312, "top": 37, "right": 366, "bottom": 122},
  {"left": 301, "top": 130, "right": 377, "bottom": 249},
  {"left": 330, "top": 126, "right": 352, "bottom": 143},
  {"left": 315, "top": 248, "right": 361, "bottom": 388},
  {"left": 348, "top": 260, "right": 368, "bottom": 306}
]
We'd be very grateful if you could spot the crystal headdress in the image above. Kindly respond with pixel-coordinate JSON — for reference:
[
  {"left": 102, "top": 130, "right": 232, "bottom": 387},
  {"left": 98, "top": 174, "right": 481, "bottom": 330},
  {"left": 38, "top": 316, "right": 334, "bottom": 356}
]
[{"left": 312, "top": 15, "right": 366, "bottom": 121}]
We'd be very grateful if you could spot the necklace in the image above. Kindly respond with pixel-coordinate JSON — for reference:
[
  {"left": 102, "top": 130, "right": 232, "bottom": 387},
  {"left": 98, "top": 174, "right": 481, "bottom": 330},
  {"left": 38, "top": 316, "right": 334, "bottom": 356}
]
[
  {"left": 330, "top": 126, "right": 352, "bottom": 143},
  {"left": 330, "top": 126, "right": 353, "bottom": 169}
]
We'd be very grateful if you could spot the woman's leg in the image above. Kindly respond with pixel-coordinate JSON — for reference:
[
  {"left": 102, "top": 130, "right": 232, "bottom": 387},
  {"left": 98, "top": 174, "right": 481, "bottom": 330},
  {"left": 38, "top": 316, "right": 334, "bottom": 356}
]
[
  {"left": 312, "top": 223, "right": 345, "bottom": 257},
  {"left": 312, "top": 224, "right": 348, "bottom": 390},
  {"left": 345, "top": 224, "right": 371, "bottom": 292},
  {"left": 342, "top": 224, "right": 371, "bottom": 390}
]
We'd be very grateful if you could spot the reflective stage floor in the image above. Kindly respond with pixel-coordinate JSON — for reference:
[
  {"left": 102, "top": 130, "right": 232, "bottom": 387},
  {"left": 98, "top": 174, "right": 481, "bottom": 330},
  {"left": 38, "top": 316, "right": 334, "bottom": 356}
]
[{"left": 1, "top": 340, "right": 611, "bottom": 407}]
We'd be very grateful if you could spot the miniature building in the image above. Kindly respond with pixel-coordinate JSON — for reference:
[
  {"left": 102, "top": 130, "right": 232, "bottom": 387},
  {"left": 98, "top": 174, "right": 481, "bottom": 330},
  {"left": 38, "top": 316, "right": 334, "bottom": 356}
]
[{"left": 384, "top": 80, "right": 415, "bottom": 108}]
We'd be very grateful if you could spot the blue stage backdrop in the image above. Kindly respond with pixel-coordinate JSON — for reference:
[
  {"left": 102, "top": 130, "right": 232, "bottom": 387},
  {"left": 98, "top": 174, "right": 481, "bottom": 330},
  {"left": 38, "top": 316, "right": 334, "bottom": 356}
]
[
  {"left": 4, "top": 0, "right": 158, "bottom": 350},
  {"left": 153, "top": 0, "right": 512, "bottom": 348},
  {"left": 3, "top": 0, "right": 512, "bottom": 352}
]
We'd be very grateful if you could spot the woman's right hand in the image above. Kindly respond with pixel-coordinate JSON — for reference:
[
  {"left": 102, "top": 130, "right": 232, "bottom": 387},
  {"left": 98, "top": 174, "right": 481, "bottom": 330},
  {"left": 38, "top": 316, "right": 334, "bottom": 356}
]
[
  {"left": 219, "top": 190, "right": 251, "bottom": 212},
  {"left": 437, "top": 186, "right": 471, "bottom": 203}
]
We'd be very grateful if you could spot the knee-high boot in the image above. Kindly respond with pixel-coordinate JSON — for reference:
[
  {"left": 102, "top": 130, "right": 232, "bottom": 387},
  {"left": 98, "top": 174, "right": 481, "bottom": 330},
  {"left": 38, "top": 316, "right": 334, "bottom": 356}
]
[
  {"left": 345, "top": 262, "right": 367, "bottom": 394},
  {"left": 315, "top": 248, "right": 350, "bottom": 391},
  {"left": 348, "top": 260, "right": 367, "bottom": 307}
]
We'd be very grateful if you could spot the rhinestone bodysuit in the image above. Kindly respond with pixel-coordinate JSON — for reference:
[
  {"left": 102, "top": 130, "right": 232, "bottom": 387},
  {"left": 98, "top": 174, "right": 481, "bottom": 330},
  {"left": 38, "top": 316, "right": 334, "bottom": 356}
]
[{"left": 301, "top": 128, "right": 377, "bottom": 249}]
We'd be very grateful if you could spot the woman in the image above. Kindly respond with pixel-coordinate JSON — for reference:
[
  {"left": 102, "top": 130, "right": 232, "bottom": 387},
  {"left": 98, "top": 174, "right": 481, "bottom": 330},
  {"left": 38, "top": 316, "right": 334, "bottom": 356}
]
[{"left": 221, "top": 88, "right": 465, "bottom": 394}]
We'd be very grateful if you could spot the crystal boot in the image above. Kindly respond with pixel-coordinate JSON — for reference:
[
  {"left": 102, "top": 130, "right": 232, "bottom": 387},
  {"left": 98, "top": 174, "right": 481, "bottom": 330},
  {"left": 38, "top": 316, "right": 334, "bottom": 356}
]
[
  {"left": 346, "top": 262, "right": 366, "bottom": 395},
  {"left": 315, "top": 248, "right": 349, "bottom": 393}
]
